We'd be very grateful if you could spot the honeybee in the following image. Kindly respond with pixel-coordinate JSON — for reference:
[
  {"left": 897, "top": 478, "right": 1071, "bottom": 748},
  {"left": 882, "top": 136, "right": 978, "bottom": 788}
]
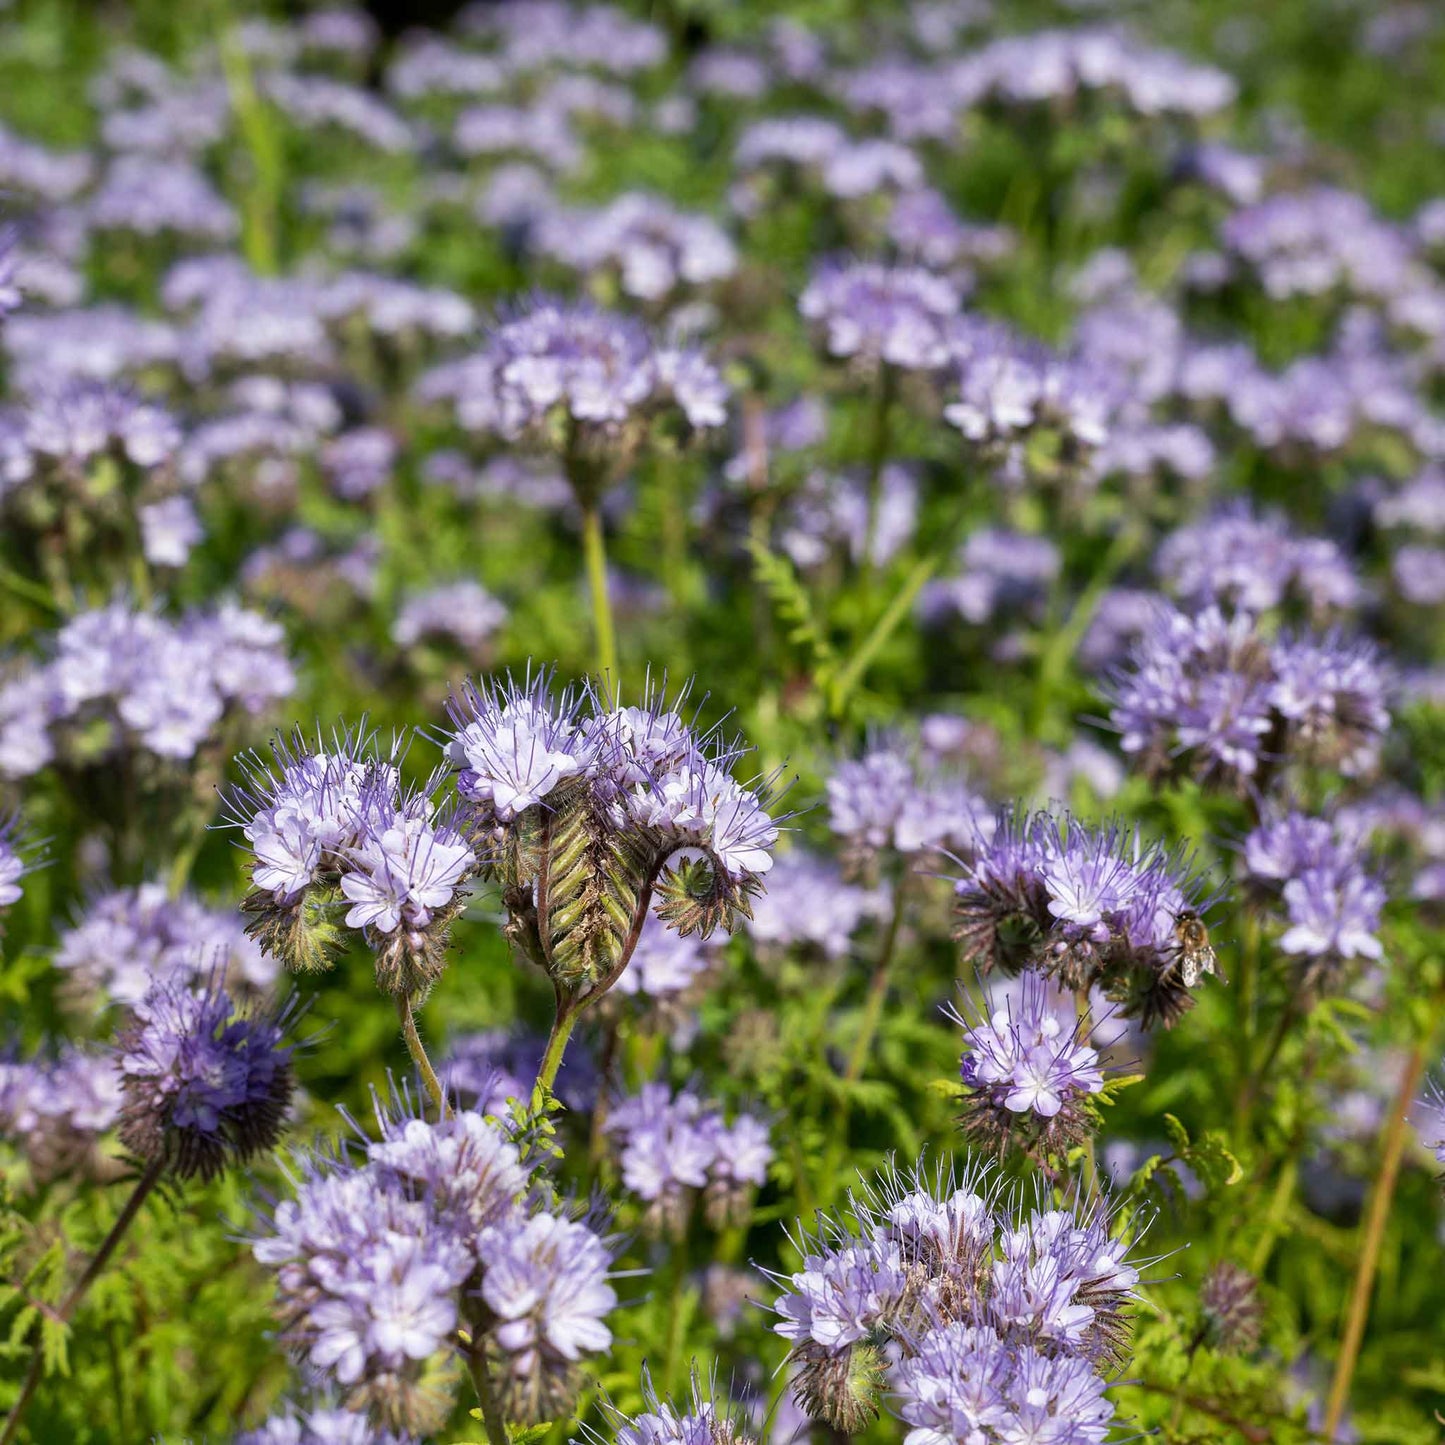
[{"left": 1173, "top": 911, "right": 1220, "bottom": 988}]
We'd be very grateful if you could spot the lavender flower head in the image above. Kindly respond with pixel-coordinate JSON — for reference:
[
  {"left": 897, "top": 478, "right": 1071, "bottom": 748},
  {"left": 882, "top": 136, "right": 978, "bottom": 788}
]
[
  {"left": 896, "top": 1323, "right": 1115, "bottom": 1445},
  {"left": 54, "top": 882, "right": 275, "bottom": 1005},
  {"left": 799, "top": 260, "right": 960, "bottom": 373},
  {"left": 746, "top": 851, "right": 886, "bottom": 959},
  {"left": 435, "top": 300, "right": 728, "bottom": 494},
  {"left": 231, "top": 725, "right": 474, "bottom": 996},
  {"left": 953, "top": 807, "right": 1218, "bottom": 1028},
  {"left": 949, "top": 972, "right": 1108, "bottom": 1157},
  {"left": 1155, "top": 505, "right": 1360, "bottom": 618},
  {"left": 827, "top": 739, "right": 994, "bottom": 876},
  {"left": 118, "top": 974, "right": 294, "bottom": 1181},
  {"left": 767, "top": 1160, "right": 1143, "bottom": 1431},
  {"left": 0, "top": 1045, "right": 123, "bottom": 1182},
  {"left": 0, "top": 811, "right": 38, "bottom": 913},
  {"left": 1105, "top": 601, "right": 1390, "bottom": 794},
  {"left": 1242, "top": 809, "right": 1384, "bottom": 993},
  {"left": 606, "top": 1082, "right": 772, "bottom": 1234},
  {"left": 590, "top": 1370, "right": 758, "bottom": 1445}
]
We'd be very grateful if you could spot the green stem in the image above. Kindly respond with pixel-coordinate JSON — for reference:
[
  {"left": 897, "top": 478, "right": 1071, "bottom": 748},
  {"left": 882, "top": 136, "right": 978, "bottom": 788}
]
[
  {"left": 396, "top": 993, "right": 448, "bottom": 1119},
  {"left": 827, "top": 551, "right": 940, "bottom": 718},
  {"left": 464, "top": 1337, "right": 510, "bottom": 1445},
  {"left": 580, "top": 501, "right": 618, "bottom": 683},
  {"left": 1, "top": 1158, "right": 164, "bottom": 1445},
  {"left": 530, "top": 1000, "right": 580, "bottom": 1118},
  {"left": 1249, "top": 1154, "right": 1299, "bottom": 1276},
  {"left": 1236, "top": 997, "right": 1299, "bottom": 1137},
  {"left": 843, "top": 879, "right": 909, "bottom": 1086},
  {"left": 1321, "top": 1038, "right": 1430, "bottom": 1440},
  {"left": 860, "top": 364, "right": 897, "bottom": 585},
  {"left": 217, "top": 23, "right": 283, "bottom": 276}
]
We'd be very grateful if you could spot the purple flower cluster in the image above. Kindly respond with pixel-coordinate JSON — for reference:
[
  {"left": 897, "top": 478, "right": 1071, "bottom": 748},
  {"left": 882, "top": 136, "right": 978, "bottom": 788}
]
[
  {"left": 534, "top": 192, "right": 738, "bottom": 303},
  {"left": 0, "top": 1044, "right": 122, "bottom": 1182},
  {"left": 768, "top": 1161, "right": 1139, "bottom": 1432},
  {"left": 799, "top": 260, "right": 960, "bottom": 373},
  {"left": 746, "top": 851, "right": 886, "bottom": 959},
  {"left": 54, "top": 882, "right": 274, "bottom": 1005},
  {"left": 1242, "top": 810, "right": 1384, "bottom": 991},
  {"left": 945, "top": 321, "right": 1115, "bottom": 459},
  {"left": 232, "top": 726, "right": 474, "bottom": 993},
  {"left": 117, "top": 974, "right": 294, "bottom": 1181},
  {"left": 950, "top": 973, "right": 1108, "bottom": 1157},
  {"left": 605, "top": 1082, "right": 772, "bottom": 1233},
  {"left": 827, "top": 739, "right": 994, "bottom": 874},
  {"left": 1105, "top": 601, "right": 1390, "bottom": 793},
  {"left": 423, "top": 299, "right": 728, "bottom": 478},
  {"left": 898, "top": 1324, "right": 1114, "bottom": 1445},
  {"left": 1154, "top": 506, "right": 1360, "bottom": 618},
  {"left": 254, "top": 1096, "right": 616, "bottom": 1430},
  {"left": 392, "top": 581, "right": 508, "bottom": 655},
  {"left": 0, "top": 599, "right": 294, "bottom": 777},
  {"left": 952, "top": 807, "right": 1216, "bottom": 1028},
  {"left": 238, "top": 1405, "right": 416, "bottom": 1445}
]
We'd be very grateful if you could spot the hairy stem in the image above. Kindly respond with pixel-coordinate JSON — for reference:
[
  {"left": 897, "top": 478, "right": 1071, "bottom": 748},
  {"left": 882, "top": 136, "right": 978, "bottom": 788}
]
[
  {"left": 531, "top": 998, "right": 581, "bottom": 1117},
  {"left": 464, "top": 1336, "right": 510, "bottom": 1445},
  {"left": 1322, "top": 1038, "right": 1430, "bottom": 1439},
  {"left": 581, "top": 501, "right": 618, "bottom": 683},
  {"left": 397, "top": 992, "right": 448, "bottom": 1119},
  {"left": 1, "top": 1158, "right": 165, "bottom": 1445}
]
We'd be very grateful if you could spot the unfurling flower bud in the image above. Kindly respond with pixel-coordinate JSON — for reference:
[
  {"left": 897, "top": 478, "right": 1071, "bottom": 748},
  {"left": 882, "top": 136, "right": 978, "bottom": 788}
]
[
  {"left": 118, "top": 974, "right": 294, "bottom": 1181},
  {"left": 445, "top": 668, "right": 780, "bottom": 1005}
]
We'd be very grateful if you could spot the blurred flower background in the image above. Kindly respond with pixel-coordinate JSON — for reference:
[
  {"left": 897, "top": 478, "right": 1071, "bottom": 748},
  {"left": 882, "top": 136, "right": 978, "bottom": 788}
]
[{"left": 1, "top": 0, "right": 1445, "bottom": 1441}]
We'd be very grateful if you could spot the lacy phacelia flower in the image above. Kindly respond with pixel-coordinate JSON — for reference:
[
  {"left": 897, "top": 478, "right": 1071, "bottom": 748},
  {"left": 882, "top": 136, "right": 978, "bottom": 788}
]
[
  {"left": 231, "top": 725, "right": 475, "bottom": 994},
  {"left": 827, "top": 740, "right": 993, "bottom": 876},
  {"left": 54, "top": 882, "right": 275, "bottom": 1005},
  {"left": 1242, "top": 810, "right": 1384, "bottom": 992},
  {"left": 477, "top": 1211, "right": 619, "bottom": 1424},
  {"left": 605, "top": 1082, "right": 772, "bottom": 1234},
  {"left": 422, "top": 299, "right": 727, "bottom": 498},
  {"left": 254, "top": 1095, "right": 615, "bottom": 1432},
  {"left": 952, "top": 808, "right": 1217, "bottom": 1028},
  {"left": 118, "top": 976, "right": 294, "bottom": 1181},
  {"left": 1104, "top": 601, "right": 1390, "bottom": 794},
  {"left": 445, "top": 669, "right": 779, "bottom": 999},
  {"left": 799, "top": 260, "right": 960, "bottom": 373},
  {"left": 237, "top": 1405, "right": 417, "bottom": 1445},
  {"left": 950, "top": 973, "right": 1107, "bottom": 1157},
  {"left": 767, "top": 1161, "right": 1142, "bottom": 1432},
  {"left": 1, "top": 600, "right": 294, "bottom": 777},
  {"left": 745, "top": 851, "right": 886, "bottom": 959},
  {"left": 896, "top": 1323, "right": 1115, "bottom": 1445},
  {"left": 0, "top": 811, "right": 38, "bottom": 914},
  {"left": 0, "top": 1045, "right": 122, "bottom": 1182},
  {"left": 1155, "top": 505, "right": 1360, "bottom": 619},
  {"left": 591, "top": 1368, "right": 758, "bottom": 1445}
]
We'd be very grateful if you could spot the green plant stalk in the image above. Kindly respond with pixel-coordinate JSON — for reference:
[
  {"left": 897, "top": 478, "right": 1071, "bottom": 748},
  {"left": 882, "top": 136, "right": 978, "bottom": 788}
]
[
  {"left": 843, "top": 878, "right": 909, "bottom": 1086},
  {"left": 827, "top": 551, "right": 940, "bottom": 718},
  {"left": 1321, "top": 1038, "right": 1430, "bottom": 1440},
  {"left": 530, "top": 998, "right": 581, "bottom": 1117},
  {"left": 396, "top": 992, "right": 448, "bottom": 1119},
  {"left": 581, "top": 501, "right": 618, "bottom": 683},
  {"left": 859, "top": 363, "right": 897, "bottom": 585},
  {"left": 217, "top": 22, "right": 283, "bottom": 277},
  {"left": 464, "top": 1337, "right": 510, "bottom": 1445},
  {"left": 1, "top": 1157, "right": 166, "bottom": 1445}
]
